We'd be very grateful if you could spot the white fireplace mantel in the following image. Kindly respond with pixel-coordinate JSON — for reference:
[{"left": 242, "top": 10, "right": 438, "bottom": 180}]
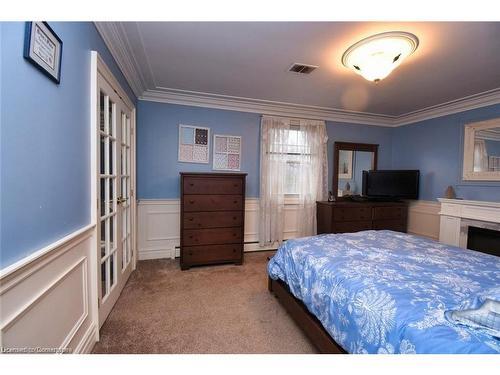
[{"left": 438, "top": 198, "right": 500, "bottom": 247}]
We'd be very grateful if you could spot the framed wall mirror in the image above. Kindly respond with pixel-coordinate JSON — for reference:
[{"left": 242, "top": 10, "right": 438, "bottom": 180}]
[
  {"left": 332, "top": 142, "right": 378, "bottom": 200},
  {"left": 463, "top": 118, "right": 500, "bottom": 181}
]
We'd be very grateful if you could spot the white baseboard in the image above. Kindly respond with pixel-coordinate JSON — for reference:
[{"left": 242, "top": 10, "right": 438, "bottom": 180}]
[
  {"left": 243, "top": 242, "right": 279, "bottom": 252},
  {"left": 139, "top": 248, "right": 175, "bottom": 261},
  {"left": 74, "top": 321, "right": 98, "bottom": 354},
  {"left": 0, "top": 225, "right": 98, "bottom": 354}
]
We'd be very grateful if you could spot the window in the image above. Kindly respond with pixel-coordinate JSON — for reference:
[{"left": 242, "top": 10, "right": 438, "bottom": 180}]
[
  {"left": 269, "top": 123, "right": 311, "bottom": 195},
  {"left": 490, "top": 156, "right": 500, "bottom": 171},
  {"left": 259, "top": 115, "right": 328, "bottom": 244}
]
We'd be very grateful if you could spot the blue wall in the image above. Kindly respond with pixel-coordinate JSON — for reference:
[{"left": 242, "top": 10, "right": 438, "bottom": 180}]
[
  {"left": 137, "top": 101, "right": 261, "bottom": 198},
  {"left": 326, "top": 122, "right": 393, "bottom": 196},
  {"left": 137, "top": 100, "right": 500, "bottom": 203},
  {"left": 392, "top": 104, "right": 500, "bottom": 202},
  {"left": 136, "top": 101, "right": 394, "bottom": 199},
  {"left": 326, "top": 122, "right": 393, "bottom": 175},
  {"left": 1, "top": 22, "right": 135, "bottom": 268}
]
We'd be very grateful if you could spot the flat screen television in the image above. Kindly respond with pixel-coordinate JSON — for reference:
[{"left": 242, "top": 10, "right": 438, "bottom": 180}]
[{"left": 362, "top": 170, "right": 420, "bottom": 200}]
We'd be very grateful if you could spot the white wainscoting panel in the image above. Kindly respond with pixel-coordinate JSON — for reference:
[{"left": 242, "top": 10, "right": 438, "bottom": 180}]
[
  {"left": 407, "top": 200, "right": 441, "bottom": 240},
  {"left": 138, "top": 198, "right": 302, "bottom": 259},
  {"left": 138, "top": 200, "right": 179, "bottom": 260},
  {"left": 138, "top": 199, "right": 441, "bottom": 261},
  {"left": 0, "top": 225, "right": 97, "bottom": 353}
]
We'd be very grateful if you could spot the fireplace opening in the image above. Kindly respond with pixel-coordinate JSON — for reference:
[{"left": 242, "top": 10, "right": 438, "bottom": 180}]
[{"left": 467, "top": 226, "right": 500, "bottom": 257}]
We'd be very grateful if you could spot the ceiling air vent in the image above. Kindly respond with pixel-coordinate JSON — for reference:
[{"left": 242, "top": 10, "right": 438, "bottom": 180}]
[{"left": 288, "top": 63, "right": 318, "bottom": 74}]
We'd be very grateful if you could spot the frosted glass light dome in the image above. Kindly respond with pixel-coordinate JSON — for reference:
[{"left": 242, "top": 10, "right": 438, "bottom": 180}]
[{"left": 342, "top": 31, "right": 419, "bottom": 82}]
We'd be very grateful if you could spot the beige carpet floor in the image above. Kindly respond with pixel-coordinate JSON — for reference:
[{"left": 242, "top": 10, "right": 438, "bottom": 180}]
[{"left": 93, "top": 251, "right": 317, "bottom": 354}]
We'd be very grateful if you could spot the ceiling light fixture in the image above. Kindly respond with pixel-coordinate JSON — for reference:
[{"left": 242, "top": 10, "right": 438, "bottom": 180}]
[{"left": 342, "top": 31, "right": 419, "bottom": 83}]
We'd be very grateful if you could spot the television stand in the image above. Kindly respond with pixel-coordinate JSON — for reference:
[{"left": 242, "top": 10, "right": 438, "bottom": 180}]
[
  {"left": 366, "top": 196, "right": 403, "bottom": 203},
  {"left": 345, "top": 195, "right": 369, "bottom": 202},
  {"left": 345, "top": 195, "right": 401, "bottom": 203},
  {"left": 316, "top": 200, "right": 408, "bottom": 234}
]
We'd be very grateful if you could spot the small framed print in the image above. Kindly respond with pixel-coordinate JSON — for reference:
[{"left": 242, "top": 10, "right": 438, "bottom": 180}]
[
  {"left": 178, "top": 124, "right": 210, "bottom": 163},
  {"left": 213, "top": 134, "right": 241, "bottom": 171},
  {"left": 24, "top": 22, "right": 63, "bottom": 84}
]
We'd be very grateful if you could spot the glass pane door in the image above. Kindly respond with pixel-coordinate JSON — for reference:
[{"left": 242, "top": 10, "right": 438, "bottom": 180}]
[
  {"left": 97, "top": 73, "right": 133, "bottom": 327},
  {"left": 99, "top": 89, "right": 119, "bottom": 302},
  {"left": 121, "top": 111, "right": 132, "bottom": 270}
]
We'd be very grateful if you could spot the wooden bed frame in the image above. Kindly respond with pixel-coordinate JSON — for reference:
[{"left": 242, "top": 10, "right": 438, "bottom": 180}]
[{"left": 268, "top": 276, "right": 346, "bottom": 354}]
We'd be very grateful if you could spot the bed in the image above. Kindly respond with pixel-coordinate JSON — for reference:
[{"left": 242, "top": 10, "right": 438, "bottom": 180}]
[{"left": 267, "top": 230, "right": 500, "bottom": 354}]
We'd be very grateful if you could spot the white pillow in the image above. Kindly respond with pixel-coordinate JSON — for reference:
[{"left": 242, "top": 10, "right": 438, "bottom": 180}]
[{"left": 444, "top": 287, "right": 500, "bottom": 338}]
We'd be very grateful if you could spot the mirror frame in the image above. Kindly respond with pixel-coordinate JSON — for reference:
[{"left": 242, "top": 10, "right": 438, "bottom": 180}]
[
  {"left": 332, "top": 141, "right": 379, "bottom": 200},
  {"left": 463, "top": 117, "right": 500, "bottom": 181}
]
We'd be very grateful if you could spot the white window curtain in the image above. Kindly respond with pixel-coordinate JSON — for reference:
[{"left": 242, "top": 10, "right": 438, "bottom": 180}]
[
  {"left": 259, "top": 115, "right": 328, "bottom": 246},
  {"left": 473, "top": 139, "right": 488, "bottom": 172}
]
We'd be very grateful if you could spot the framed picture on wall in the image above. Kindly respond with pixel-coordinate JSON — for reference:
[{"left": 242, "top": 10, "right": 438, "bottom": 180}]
[
  {"left": 24, "top": 22, "right": 63, "bottom": 84},
  {"left": 178, "top": 124, "right": 210, "bottom": 163},
  {"left": 338, "top": 150, "right": 353, "bottom": 179},
  {"left": 213, "top": 134, "right": 241, "bottom": 171}
]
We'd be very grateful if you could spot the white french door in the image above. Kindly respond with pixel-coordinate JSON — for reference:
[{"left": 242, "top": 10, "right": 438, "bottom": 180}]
[{"left": 97, "top": 71, "right": 134, "bottom": 327}]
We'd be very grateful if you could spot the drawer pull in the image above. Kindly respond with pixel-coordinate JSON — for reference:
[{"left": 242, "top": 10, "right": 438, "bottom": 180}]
[
  {"left": 189, "top": 200, "right": 194, "bottom": 204},
  {"left": 233, "top": 200, "right": 238, "bottom": 204},
  {"left": 233, "top": 216, "right": 237, "bottom": 220},
  {"left": 189, "top": 183, "right": 194, "bottom": 187},
  {"left": 188, "top": 218, "right": 194, "bottom": 221},
  {"left": 189, "top": 235, "right": 193, "bottom": 239},
  {"left": 189, "top": 251, "right": 193, "bottom": 256},
  {"left": 233, "top": 184, "right": 238, "bottom": 187},
  {"left": 233, "top": 248, "right": 237, "bottom": 253}
]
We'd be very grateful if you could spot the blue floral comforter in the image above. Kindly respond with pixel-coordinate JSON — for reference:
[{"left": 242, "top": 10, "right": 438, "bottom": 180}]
[{"left": 267, "top": 230, "right": 500, "bottom": 353}]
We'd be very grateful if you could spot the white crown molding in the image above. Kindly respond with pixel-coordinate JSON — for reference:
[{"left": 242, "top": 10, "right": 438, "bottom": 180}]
[
  {"left": 395, "top": 88, "right": 500, "bottom": 126},
  {"left": 94, "top": 22, "right": 146, "bottom": 98},
  {"left": 140, "top": 88, "right": 397, "bottom": 127},
  {"left": 98, "top": 22, "right": 500, "bottom": 127},
  {"left": 140, "top": 87, "right": 500, "bottom": 127}
]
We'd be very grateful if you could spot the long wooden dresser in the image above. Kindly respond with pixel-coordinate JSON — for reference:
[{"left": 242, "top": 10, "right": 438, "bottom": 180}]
[
  {"left": 316, "top": 200, "right": 408, "bottom": 234},
  {"left": 180, "top": 172, "right": 247, "bottom": 270}
]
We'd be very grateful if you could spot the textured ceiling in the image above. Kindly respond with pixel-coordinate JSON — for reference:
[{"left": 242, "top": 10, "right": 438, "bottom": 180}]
[{"left": 119, "top": 22, "right": 500, "bottom": 116}]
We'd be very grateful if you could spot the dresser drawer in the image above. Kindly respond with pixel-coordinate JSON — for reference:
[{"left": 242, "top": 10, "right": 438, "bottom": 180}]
[
  {"left": 373, "top": 219, "right": 406, "bottom": 232},
  {"left": 183, "top": 211, "right": 242, "bottom": 229},
  {"left": 333, "top": 207, "right": 371, "bottom": 222},
  {"left": 183, "top": 177, "right": 243, "bottom": 195},
  {"left": 373, "top": 206, "right": 406, "bottom": 220},
  {"left": 331, "top": 221, "right": 372, "bottom": 233},
  {"left": 183, "top": 195, "right": 243, "bottom": 212},
  {"left": 182, "top": 244, "right": 242, "bottom": 264},
  {"left": 183, "top": 227, "right": 242, "bottom": 246}
]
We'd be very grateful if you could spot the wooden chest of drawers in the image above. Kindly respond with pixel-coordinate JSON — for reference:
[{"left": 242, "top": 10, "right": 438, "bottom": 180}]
[
  {"left": 180, "top": 172, "right": 247, "bottom": 270},
  {"left": 317, "top": 200, "right": 408, "bottom": 235}
]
